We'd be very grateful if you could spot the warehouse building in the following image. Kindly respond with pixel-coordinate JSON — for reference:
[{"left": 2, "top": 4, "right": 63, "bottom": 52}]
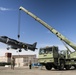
[
  {"left": 13, "top": 54, "right": 38, "bottom": 67},
  {"left": 0, "top": 52, "right": 38, "bottom": 67}
]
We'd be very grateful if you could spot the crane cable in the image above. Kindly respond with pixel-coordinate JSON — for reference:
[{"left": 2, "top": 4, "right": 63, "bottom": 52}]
[
  {"left": 17, "top": 10, "right": 21, "bottom": 40},
  {"left": 17, "top": 10, "right": 21, "bottom": 53}
]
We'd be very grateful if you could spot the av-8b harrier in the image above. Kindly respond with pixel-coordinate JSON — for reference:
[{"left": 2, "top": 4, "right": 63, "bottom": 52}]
[{"left": 0, "top": 36, "right": 37, "bottom": 52}]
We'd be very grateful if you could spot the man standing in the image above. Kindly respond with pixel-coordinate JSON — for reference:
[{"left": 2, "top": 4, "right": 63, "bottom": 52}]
[
  {"left": 11, "top": 57, "right": 15, "bottom": 70},
  {"left": 29, "top": 60, "right": 32, "bottom": 69}
]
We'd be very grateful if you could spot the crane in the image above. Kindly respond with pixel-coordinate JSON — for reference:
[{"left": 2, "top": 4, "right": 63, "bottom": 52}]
[
  {"left": 19, "top": 6, "right": 76, "bottom": 70},
  {"left": 19, "top": 6, "right": 76, "bottom": 51}
]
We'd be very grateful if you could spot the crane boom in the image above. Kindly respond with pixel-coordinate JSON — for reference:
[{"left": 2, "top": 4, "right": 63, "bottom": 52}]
[{"left": 19, "top": 6, "right": 76, "bottom": 51}]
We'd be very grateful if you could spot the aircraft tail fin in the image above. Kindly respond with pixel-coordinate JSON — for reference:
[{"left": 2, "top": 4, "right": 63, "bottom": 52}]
[
  {"left": 29, "top": 42, "right": 37, "bottom": 51},
  {"left": 33, "top": 42, "right": 37, "bottom": 46},
  {"left": 32, "top": 42, "right": 37, "bottom": 50},
  {"left": 24, "top": 42, "right": 37, "bottom": 51}
]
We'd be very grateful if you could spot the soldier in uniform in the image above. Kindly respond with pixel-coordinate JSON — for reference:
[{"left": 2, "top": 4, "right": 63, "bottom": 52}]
[
  {"left": 29, "top": 60, "right": 32, "bottom": 69},
  {"left": 11, "top": 57, "right": 15, "bottom": 70}
]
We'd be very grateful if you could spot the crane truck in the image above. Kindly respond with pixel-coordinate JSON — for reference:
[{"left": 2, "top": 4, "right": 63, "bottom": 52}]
[{"left": 19, "top": 6, "right": 76, "bottom": 70}]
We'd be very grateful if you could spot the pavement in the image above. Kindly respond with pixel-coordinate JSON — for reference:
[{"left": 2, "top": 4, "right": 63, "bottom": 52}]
[{"left": 0, "top": 66, "right": 76, "bottom": 75}]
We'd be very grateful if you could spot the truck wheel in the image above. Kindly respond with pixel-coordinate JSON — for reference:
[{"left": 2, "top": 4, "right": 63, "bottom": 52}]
[
  {"left": 65, "top": 65, "right": 70, "bottom": 70},
  {"left": 54, "top": 66, "right": 58, "bottom": 70},
  {"left": 59, "top": 62, "right": 64, "bottom": 70},
  {"left": 45, "top": 64, "right": 52, "bottom": 70},
  {"left": 74, "top": 65, "right": 76, "bottom": 69}
]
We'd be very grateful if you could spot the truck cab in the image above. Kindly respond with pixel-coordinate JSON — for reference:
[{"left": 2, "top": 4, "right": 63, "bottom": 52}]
[{"left": 38, "top": 46, "right": 65, "bottom": 70}]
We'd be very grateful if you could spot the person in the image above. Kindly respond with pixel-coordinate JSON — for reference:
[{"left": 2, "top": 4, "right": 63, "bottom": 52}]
[
  {"left": 29, "top": 60, "right": 32, "bottom": 69},
  {"left": 11, "top": 57, "right": 15, "bottom": 70}
]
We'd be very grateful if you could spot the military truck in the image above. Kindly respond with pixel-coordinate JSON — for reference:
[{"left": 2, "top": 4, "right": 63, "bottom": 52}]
[
  {"left": 19, "top": 6, "right": 76, "bottom": 70},
  {"left": 38, "top": 46, "right": 74, "bottom": 70},
  {"left": 38, "top": 46, "right": 65, "bottom": 70}
]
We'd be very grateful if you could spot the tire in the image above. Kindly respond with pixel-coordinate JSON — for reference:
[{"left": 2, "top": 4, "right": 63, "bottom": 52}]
[
  {"left": 7, "top": 47, "right": 9, "bottom": 50},
  {"left": 65, "top": 65, "right": 71, "bottom": 70},
  {"left": 45, "top": 64, "right": 52, "bottom": 70},
  {"left": 74, "top": 65, "right": 76, "bottom": 69},
  {"left": 54, "top": 66, "right": 58, "bottom": 70},
  {"left": 59, "top": 62, "right": 64, "bottom": 70},
  {"left": 19, "top": 49, "right": 22, "bottom": 52}
]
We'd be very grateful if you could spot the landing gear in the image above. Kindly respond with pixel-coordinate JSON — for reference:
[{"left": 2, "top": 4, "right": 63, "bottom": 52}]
[
  {"left": 16, "top": 49, "right": 22, "bottom": 53},
  {"left": 19, "top": 49, "right": 22, "bottom": 52},
  {"left": 7, "top": 47, "right": 10, "bottom": 50}
]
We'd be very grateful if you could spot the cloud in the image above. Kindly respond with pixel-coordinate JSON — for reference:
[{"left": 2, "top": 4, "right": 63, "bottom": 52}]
[{"left": 0, "top": 7, "right": 11, "bottom": 11}]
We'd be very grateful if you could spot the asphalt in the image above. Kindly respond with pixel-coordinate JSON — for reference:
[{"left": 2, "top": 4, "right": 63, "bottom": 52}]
[{"left": 0, "top": 66, "right": 76, "bottom": 75}]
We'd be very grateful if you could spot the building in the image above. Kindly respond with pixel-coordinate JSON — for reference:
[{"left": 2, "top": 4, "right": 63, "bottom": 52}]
[
  {"left": 13, "top": 55, "right": 38, "bottom": 67},
  {"left": 0, "top": 52, "right": 12, "bottom": 63},
  {"left": 0, "top": 53, "right": 38, "bottom": 67}
]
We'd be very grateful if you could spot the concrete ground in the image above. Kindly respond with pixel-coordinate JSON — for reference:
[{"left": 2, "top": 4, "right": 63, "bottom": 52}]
[{"left": 0, "top": 66, "right": 76, "bottom": 75}]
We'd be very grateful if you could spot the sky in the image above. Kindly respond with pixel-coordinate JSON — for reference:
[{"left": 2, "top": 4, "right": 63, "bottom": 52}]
[{"left": 0, "top": 0, "right": 76, "bottom": 57}]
